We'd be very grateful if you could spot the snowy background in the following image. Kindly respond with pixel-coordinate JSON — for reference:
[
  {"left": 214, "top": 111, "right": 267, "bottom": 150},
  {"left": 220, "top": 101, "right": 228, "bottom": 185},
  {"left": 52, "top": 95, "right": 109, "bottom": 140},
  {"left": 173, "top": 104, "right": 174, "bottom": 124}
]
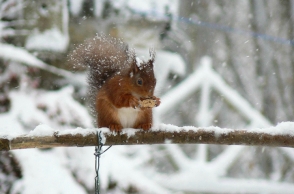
[{"left": 1, "top": 0, "right": 294, "bottom": 193}]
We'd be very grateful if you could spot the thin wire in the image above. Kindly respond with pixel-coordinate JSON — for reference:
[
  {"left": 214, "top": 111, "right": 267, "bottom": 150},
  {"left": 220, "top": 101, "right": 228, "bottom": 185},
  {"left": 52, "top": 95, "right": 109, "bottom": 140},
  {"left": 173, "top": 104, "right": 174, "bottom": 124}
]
[
  {"left": 131, "top": 9, "right": 294, "bottom": 47},
  {"left": 94, "top": 131, "right": 112, "bottom": 194},
  {"left": 94, "top": 132, "right": 102, "bottom": 194},
  {"left": 101, "top": 145, "right": 113, "bottom": 154},
  {"left": 176, "top": 16, "right": 294, "bottom": 47}
]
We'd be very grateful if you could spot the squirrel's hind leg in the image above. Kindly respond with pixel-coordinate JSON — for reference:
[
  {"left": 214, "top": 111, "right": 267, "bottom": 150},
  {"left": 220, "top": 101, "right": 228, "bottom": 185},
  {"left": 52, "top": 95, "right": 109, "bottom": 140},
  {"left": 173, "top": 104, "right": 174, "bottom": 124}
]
[
  {"left": 96, "top": 98, "right": 123, "bottom": 132},
  {"left": 134, "top": 109, "right": 153, "bottom": 130},
  {"left": 135, "top": 123, "right": 152, "bottom": 130}
]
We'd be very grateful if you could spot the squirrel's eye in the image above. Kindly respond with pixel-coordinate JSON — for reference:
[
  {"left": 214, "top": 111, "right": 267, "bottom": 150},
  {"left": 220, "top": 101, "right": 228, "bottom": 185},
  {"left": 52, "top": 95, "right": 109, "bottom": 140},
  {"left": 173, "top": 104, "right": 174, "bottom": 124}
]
[{"left": 137, "top": 78, "right": 143, "bottom": 86}]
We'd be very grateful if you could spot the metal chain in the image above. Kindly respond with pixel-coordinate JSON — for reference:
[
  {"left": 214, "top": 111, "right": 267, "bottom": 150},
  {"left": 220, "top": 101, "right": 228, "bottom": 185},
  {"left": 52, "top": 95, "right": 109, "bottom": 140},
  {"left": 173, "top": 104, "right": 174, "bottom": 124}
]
[{"left": 94, "top": 131, "right": 112, "bottom": 194}]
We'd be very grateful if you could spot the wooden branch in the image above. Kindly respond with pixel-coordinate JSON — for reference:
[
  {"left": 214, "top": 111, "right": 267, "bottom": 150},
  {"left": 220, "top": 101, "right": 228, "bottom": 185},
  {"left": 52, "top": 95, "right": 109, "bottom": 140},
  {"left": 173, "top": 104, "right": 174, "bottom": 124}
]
[{"left": 1, "top": 124, "right": 294, "bottom": 151}]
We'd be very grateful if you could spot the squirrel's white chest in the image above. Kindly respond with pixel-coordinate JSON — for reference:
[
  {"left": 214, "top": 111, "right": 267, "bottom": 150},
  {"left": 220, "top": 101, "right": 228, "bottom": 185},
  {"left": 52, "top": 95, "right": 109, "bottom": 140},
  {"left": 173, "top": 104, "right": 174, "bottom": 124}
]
[{"left": 117, "top": 108, "right": 139, "bottom": 128}]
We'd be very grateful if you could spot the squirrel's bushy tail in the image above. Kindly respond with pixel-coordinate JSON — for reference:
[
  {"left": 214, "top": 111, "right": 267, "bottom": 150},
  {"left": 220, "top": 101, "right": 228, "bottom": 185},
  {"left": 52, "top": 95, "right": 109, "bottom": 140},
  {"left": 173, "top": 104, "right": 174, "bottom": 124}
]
[{"left": 69, "top": 34, "right": 135, "bottom": 90}]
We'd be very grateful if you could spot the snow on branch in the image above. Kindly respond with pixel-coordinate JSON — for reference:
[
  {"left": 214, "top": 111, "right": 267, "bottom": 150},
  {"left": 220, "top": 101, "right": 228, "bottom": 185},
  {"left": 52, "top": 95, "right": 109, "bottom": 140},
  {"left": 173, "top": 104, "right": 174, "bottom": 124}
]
[
  {"left": 1, "top": 123, "right": 294, "bottom": 151},
  {"left": 0, "top": 43, "right": 85, "bottom": 86}
]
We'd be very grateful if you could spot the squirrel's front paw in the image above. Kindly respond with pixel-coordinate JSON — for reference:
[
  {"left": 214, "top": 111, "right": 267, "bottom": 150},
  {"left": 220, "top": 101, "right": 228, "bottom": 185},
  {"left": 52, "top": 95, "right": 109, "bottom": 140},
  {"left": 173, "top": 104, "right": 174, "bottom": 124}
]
[
  {"left": 129, "top": 96, "right": 139, "bottom": 109},
  {"left": 150, "top": 96, "right": 161, "bottom": 107},
  {"left": 155, "top": 97, "right": 161, "bottom": 107}
]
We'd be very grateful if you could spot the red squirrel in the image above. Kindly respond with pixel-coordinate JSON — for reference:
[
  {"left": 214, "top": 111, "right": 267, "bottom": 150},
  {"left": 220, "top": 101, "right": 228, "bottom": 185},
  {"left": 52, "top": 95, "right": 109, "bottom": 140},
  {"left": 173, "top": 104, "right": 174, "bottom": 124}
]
[{"left": 70, "top": 34, "right": 160, "bottom": 132}]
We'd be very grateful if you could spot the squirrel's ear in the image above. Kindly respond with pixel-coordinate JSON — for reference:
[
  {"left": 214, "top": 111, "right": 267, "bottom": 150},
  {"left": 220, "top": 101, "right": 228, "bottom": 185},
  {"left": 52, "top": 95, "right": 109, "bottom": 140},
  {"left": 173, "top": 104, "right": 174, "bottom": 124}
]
[
  {"left": 128, "top": 52, "right": 140, "bottom": 74},
  {"left": 126, "top": 48, "right": 138, "bottom": 74},
  {"left": 133, "top": 60, "right": 140, "bottom": 73}
]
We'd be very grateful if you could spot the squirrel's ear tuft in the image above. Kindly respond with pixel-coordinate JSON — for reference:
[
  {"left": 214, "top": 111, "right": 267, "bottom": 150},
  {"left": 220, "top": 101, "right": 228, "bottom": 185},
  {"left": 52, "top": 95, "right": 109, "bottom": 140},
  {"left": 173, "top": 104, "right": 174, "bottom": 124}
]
[{"left": 149, "top": 48, "right": 156, "bottom": 64}]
